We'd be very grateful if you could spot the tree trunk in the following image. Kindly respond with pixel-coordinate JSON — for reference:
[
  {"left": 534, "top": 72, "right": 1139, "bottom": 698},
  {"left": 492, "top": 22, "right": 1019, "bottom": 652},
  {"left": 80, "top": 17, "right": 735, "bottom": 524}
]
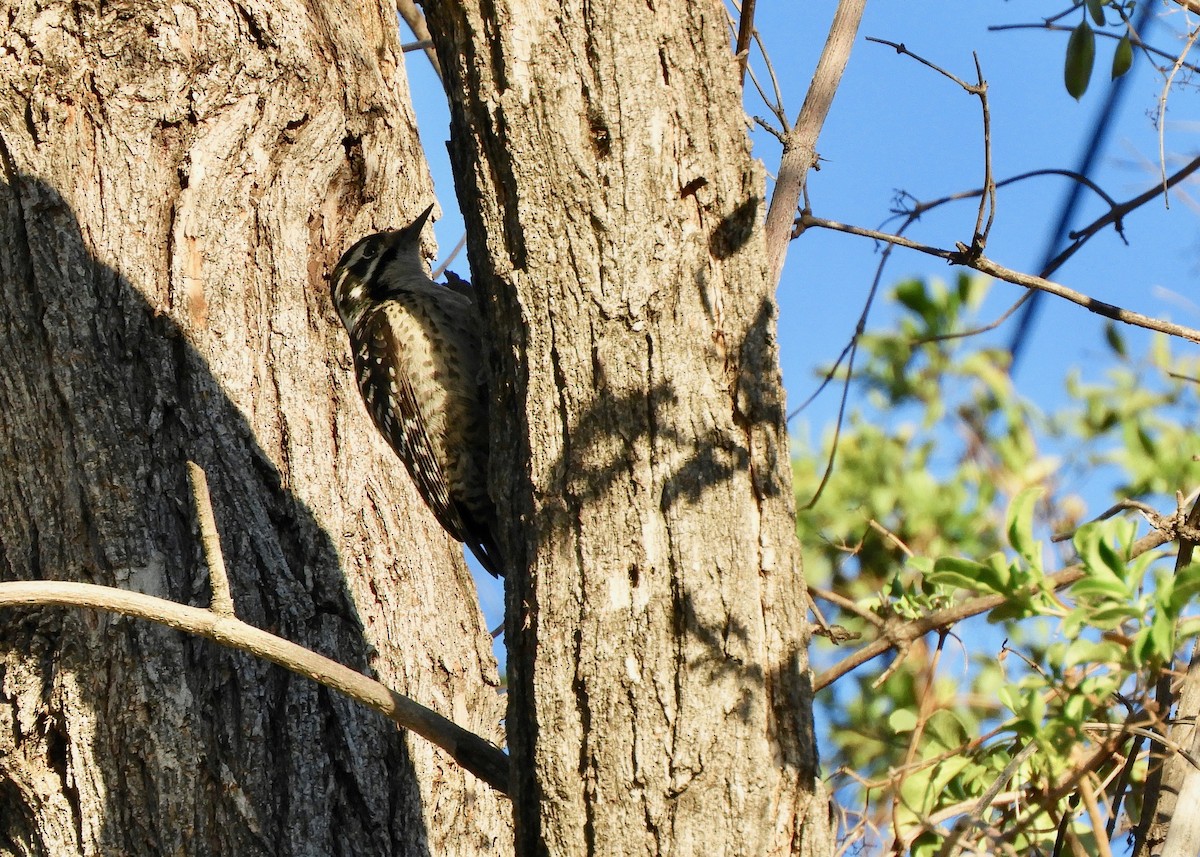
[
  {"left": 0, "top": 1, "right": 509, "bottom": 854},
  {"left": 423, "top": 1, "right": 830, "bottom": 854}
]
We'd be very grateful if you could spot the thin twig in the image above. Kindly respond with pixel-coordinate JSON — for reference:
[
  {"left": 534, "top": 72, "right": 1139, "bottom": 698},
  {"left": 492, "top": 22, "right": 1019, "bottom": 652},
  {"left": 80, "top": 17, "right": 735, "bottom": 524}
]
[
  {"left": 988, "top": 21, "right": 1200, "bottom": 75},
  {"left": 794, "top": 216, "right": 901, "bottom": 501},
  {"left": 431, "top": 233, "right": 467, "bottom": 279},
  {"left": 798, "top": 331, "right": 861, "bottom": 508},
  {"left": 752, "top": 115, "right": 787, "bottom": 144},
  {"left": 1156, "top": 24, "right": 1200, "bottom": 204},
  {"left": 935, "top": 742, "right": 1039, "bottom": 857},
  {"left": 971, "top": 52, "right": 997, "bottom": 250},
  {"left": 865, "top": 38, "right": 974, "bottom": 89},
  {"left": 1051, "top": 497, "right": 1170, "bottom": 543},
  {"left": 725, "top": 5, "right": 788, "bottom": 127},
  {"left": 866, "top": 40, "right": 996, "bottom": 252},
  {"left": 1086, "top": 723, "right": 1200, "bottom": 772},
  {"left": 809, "top": 584, "right": 886, "bottom": 629},
  {"left": 796, "top": 214, "right": 953, "bottom": 259},
  {"left": 1078, "top": 774, "right": 1116, "bottom": 857},
  {"left": 893, "top": 168, "right": 1120, "bottom": 223},
  {"left": 187, "top": 462, "right": 235, "bottom": 617},
  {"left": 868, "top": 519, "right": 915, "bottom": 558},
  {"left": 916, "top": 291, "right": 1032, "bottom": 345},
  {"left": 969, "top": 254, "right": 1200, "bottom": 345},
  {"left": 893, "top": 631, "right": 949, "bottom": 851},
  {"left": 752, "top": 21, "right": 790, "bottom": 129}
]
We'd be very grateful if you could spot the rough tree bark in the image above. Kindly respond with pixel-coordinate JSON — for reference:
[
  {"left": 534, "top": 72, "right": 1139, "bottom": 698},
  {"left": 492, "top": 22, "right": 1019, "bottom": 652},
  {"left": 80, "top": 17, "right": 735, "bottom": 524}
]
[
  {"left": 0, "top": 1, "right": 508, "bottom": 855},
  {"left": 423, "top": 1, "right": 830, "bottom": 854}
]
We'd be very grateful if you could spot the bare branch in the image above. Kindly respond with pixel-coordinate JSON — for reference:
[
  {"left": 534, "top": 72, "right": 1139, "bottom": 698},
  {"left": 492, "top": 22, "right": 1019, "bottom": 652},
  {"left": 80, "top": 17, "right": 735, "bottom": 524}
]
[
  {"left": 396, "top": 0, "right": 443, "bottom": 85},
  {"left": 1156, "top": 24, "right": 1200, "bottom": 204},
  {"left": 1052, "top": 497, "right": 1171, "bottom": 543},
  {"left": 187, "top": 462, "right": 234, "bottom": 617},
  {"left": 809, "top": 584, "right": 885, "bottom": 629},
  {"left": 863, "top": 42, "right": 994, "bottom": 253},
  {"left": 1086, "top": 723, "right": 1200, "bottom": 772},
  {"left": 969, "top": 254, "right": 1200, "bottom": 345},
  {"left": 795, "top": 214, "right": 953, "bottom": 259},
  {"left": 752, "top": 26, "right": 789, "bottom": 126},
  {"left": 734, "top": 0, "right": 757, "bottom": 86},
  {"left": 971, "top": 52, "right": 997, "bottom": 249},
  {"left": 892, "top": 632, "right": 949, "bottom": 851},
  {"left": 798, "top": 213, "right": 1200, "bottom": 345},
  {"left": 431, "top": 232, "right": 467, "bottom": 279},
  {"left": 751, "top": 115, "right": 787, "bottom": 144},
  {"left": 1053, "top": 154, "right": 1200, "bottom": 273},
  {"left": 0, "top": 580, "right": 512, "bottom": 795},
  {"left": 763, "top": 0, "right": 866, "bottom": 286},
  {"left": 1078, "top": 774, "right": 1117, "bottom": 857},
  {"left": 865, "top": 37, "right": 977, "bottom": 90}
]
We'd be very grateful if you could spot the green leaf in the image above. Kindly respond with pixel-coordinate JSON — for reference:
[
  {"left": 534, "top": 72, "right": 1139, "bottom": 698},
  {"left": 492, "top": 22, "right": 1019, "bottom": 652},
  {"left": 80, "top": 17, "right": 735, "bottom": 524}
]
[
  {"left": 1112, "top": 34, "right": 1133, "bottom": 79},
  {"left": 1065, "top": 20, "right": 1096, "bottom": 99},
  {"left": 1071, "top": 576, "right": 1130, "bottom": 602},
  {"left": 889, "top": 708, "right": 919, "bottom": 734},
  {"left": 1169, "top": 562, "right": 1200, "bottom": 614},
  {"left": 1150, "top": 611, "right": 1175, "bottom": 661},
  {"left": 1006, "top": 487, "right": 1043, "bottom": 565},
  {"left": 1086, "top": 0, "right": 1107, "bottom": 25},
  {"left": 1064, "top": 691, "right": 1089, "bottom": 723},
  {"left": 1104, "top": 322, "right": 1127, "bottom": 356},
  {"left": 895, "top": 278, "right": 931, "bottom": 315},
  {"left": 998, "top": 685, "right": 1017, "bottom": 714},
  {"left": 927, "top": 556, "right": 989, "bottom": 592},
  {"left": 1062, "top": 638, "right": 1125, "bottom": 668},
  {"left": 980, "top": 553, "right": 1013, "bottom": 592},
  {"left": 911, "top": 832, "right": 940, "bottom": 857}
]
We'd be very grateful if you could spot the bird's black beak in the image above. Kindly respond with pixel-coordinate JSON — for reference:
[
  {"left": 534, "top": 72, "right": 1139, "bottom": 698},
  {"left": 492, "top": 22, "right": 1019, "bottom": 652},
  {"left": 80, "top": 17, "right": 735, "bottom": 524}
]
[{"left": 395, "top": 203, "right": 435, "bottom": 243}]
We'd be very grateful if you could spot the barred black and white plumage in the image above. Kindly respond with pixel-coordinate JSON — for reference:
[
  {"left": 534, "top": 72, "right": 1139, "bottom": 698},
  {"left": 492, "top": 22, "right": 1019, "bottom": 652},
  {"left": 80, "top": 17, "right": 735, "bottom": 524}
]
[{"left": 330, "top": 204, "right": 503, "bottom": 577}]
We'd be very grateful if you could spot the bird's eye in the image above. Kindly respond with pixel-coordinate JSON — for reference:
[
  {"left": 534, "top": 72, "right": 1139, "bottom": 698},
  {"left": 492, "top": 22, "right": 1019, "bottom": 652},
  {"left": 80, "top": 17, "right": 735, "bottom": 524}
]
[{"left": 360, "top": 242, "right": 378, "bottom": 260}]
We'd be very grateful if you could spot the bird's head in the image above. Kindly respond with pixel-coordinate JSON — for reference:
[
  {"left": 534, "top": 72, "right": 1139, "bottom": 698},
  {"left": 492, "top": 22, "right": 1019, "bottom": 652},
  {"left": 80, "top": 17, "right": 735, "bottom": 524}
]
[{"left": 330, "top": 203, "right": 434, "bottom": 332}]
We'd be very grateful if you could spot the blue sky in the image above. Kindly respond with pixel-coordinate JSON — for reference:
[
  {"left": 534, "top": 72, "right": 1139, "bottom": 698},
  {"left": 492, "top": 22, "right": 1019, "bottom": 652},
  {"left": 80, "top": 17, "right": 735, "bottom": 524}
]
[{"left": 401, "top": 2, "right": 1198, "bottom": 655}]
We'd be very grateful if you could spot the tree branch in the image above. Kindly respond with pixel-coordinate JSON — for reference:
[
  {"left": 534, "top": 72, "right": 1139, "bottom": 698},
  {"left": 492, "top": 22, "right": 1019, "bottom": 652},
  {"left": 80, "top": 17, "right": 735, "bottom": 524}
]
[
  {"left": 815, "top": 525, "right": 1176, "bottom": 691},
  {"left": 763, "top": 0, "right": 866, "bottom": 286},
  {"left": 396, "top": 0, "right": 444, "bottom": 84},
  {"left": 968, "top": 253, "right": 1200, "bottom": 345},
  {"left": 0, "top": 580, "right": 512, "bottom": 795},
  {"left": 797, "top": 213, "right": 1200, "bottom": 345},
  {"left": 734, "top": 0, "right": 756, "bottom": 86}
]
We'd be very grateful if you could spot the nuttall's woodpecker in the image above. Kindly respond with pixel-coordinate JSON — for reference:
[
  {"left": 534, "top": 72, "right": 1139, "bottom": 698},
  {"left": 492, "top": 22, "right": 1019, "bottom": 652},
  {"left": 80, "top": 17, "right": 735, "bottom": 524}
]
[{"left": 330, "top": 204, "right": 503, "bottom": 577}]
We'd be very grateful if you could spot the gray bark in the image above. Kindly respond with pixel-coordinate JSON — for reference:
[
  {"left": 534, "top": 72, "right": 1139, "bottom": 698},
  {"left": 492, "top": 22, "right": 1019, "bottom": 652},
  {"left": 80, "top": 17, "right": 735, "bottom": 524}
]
[
  {"left": 0, "top": 1, "right": 509, "bottom": 854},
  {"left": 422, "top": 0, "right": 830, "bottom": 854}
]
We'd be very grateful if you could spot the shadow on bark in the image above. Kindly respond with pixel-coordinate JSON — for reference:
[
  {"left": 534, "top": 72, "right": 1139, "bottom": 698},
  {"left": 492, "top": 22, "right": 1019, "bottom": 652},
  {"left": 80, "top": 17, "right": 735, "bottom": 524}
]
[
  {"left": 501, "top": 204, "right": 816, "bottom": 825},
  {"left": 0, "top": 175, "right": 433, "bottom": 857}
]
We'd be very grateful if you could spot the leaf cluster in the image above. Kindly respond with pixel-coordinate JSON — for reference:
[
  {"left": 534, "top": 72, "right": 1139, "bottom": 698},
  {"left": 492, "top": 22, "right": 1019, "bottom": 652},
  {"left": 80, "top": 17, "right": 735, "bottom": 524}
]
[{"left": 797, "top": 276, "right": 1200, "bottom": 853}]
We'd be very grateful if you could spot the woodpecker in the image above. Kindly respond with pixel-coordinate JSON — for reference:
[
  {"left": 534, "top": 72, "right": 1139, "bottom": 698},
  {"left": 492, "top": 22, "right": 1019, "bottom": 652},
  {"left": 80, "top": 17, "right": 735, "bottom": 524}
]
[{"left": 330, "top": 204, "right": 503, "bottom": 577}]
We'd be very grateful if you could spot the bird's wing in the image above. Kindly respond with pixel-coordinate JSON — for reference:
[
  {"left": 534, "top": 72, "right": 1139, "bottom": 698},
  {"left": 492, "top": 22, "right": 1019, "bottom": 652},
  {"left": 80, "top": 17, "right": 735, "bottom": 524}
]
[{"left": 352, "top": 306, "right": 469, "bottom": 545}]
